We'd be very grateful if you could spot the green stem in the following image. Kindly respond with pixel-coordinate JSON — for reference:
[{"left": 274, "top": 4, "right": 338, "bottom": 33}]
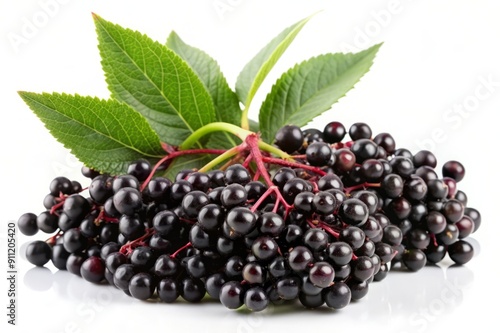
[
  {"left": 198, "top": 146, "right": 240, "bottom": 172},
  {"left": 241, "top": 106, "right": 250, "bottom": 130},
  {"left": 258, "top": 141, "right": 291, "bottom": 159},
  {"left": 180, "top": 122, "right": 252, "bottom": 150}
]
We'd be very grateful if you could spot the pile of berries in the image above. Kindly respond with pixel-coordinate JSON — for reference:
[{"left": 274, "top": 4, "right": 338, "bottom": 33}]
[{"left": 18, "top": 121, "right": 480, "bottom": 312}]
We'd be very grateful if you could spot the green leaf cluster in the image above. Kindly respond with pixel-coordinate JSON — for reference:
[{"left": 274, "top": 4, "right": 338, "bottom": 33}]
[{"left": 19, "top": 13, "right": 381, "bottom": 176}]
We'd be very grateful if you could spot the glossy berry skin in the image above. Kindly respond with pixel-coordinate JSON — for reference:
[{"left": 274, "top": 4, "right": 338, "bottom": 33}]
[
  {"left": 257, "top": 212, "right": 285, "bottom": 237},
  {"left": 425, "top": 211, "right": 447, "bottom": 234},
  {"left": 51, "top": 244, "right": 70, "bottom": 270},
  {"left": 288, "top": 246, "right": 313, "bottom": 272},
  {"left": 427, "top": 179, "right": 448, "bottom": 200},
  {"left": 113, "top": 187, "right": 142, "bottom": 216},
  {"left": 89, "top": 175, "right": 113, "bottom": 205},
  {"left": 402, "top": 249, "right": 427, "bottom": 272},
  {"left": 49, "top": 176, "right": 73, "bottom": 196},
  {"left": 153, "top": 210, "right": 179, "bottom": 236},
  {"left": 303, "top": 128, "right": 324, "bottom": 146},
  {"left": 225, "top": 164, "right": 251, "bottom": 185},
  {"left": 437, "top": 224, "right": 459, "bottom": 245},
  {"left": 442, "top": 199, "right": 464, "bottom": 223},
  {"left": 112, "top": 175, "right": 140, "bottom": 193},
  {"left": 198, "top": 204, "right": 224, "bottom": 231},
  {"left": 244, "top": 286, "right": 269, "bottom": 312},
  {"left": 66, "top": 253, "right": 86, "bottom": 276},
  {"left": 80, "top": 256, "right": 105, "bottom": 283},
  {"left": 226, "top": 207, "right": 256, "bottom": 235},
  {"left": 413, "top": 150, "right": 437, "bottom": 168},
  {"left": 323, "top": 282, "right": 351, "bottom": 309},
  {"left": 425, "top": 243, "right": 447, "bottom": 264},
  {"left": 181, "top": 191, "right": 209, "bottom": 219},
  {"left": 25, "top": 241, "right": 52, "bottom": 267},
  {"left": 373, "top": 133, "right": 396, "bottom": 154},
  {"left": 252, "top": 236, "right": 279, "bottom": 261},
  {"left": 318, "top": 174, "right": 344, "bottom": 191},
  {"left": 312, "top": 191, "right": 336, "bottom": 215},
  {"left": 129, "top": 273, "right": 155, "bottom": 300},
  {"left": 180, "top": 278, "right": 205, "bottom": 303},
  {"left": 381, "top": 174, "right": 404, "bottom": 198},
  {"left": 349, "top": 122, "right": 372, "bottom": 140},
  {"left": 158, "top": 278, "right": 179, "bottom": 303},
  {"left": 113, "top": 264, "right": 136, "bottom": 290},
  {"left": 309, "top": 262, "right": 335, "bottom": 288},
  {"left": 272, "top": 168, "right": 296, "bottom": 188},
  {"left": 127, "top": 159, "right": 152, "bottom": 182},
  {"left": 404, "top": 175, "right": 427, "bottom": 201},
  {"left": 81, "top": 166, "right": 100, "bottom": 179},
  {"left": 306, "top": 142, "right": 332, "bottom": 166},
  {"left": 303, "top": 229, "right": 329, "bottom": 252},
  {"left": 340, "top": 227, "right": 366, "bottom": 250},
  {"left": 219, "top": 281, "right": 244, "bottom": 309},
  {"left": 350, "top": 139, "right": 378, "bottom": 162},
  {"left": 339, "top": 198, "right": 369, "bottom": 227},
  {"left": 274, "top": 125, "right": 304, "bottom": 154},
  {"left": 334, "top": 148, "right": 356, "bottom": 172},
  {"left": 276, "top": 277, "right": 300, "bottom": 300},
  {"left": 144, "top": 177, "right": 171, "bottom": 202},
  {"left": 323, "top": 121, "right": 346, "bottom": 143},
  {"left": 63, "top": 228, "right": 88, "bottom": 253},
  {"left": 18, "top": 212, "right": 38, "bottom": 236},
  {"left": 442, "top": 160, "right": 465, "bottom": 182},
  {"left": 361, "top": 159, "right": 384, "bottom": 182},
  {"left": 328, "top": 242, "right": 353, "bottom": 266},
  {"left": 456, "top": 216, "right": 475, "bottom": 239},
  {"left": 130, "top": 246, "right": 154, "bottom": 269},
  {"left": 119, "top": 215, "right": 145, "bottom": 240},
  {"left": 299, "top": 292, "right": 324, "bottom": 308},
  {"left": 170, "top": 180, "right": 193, "bottom": 202},
  {"left": 353, "top": 191, "right": 379, "bottom": 215},
  {"left": 448, "top": 240, "right": 474, "bottom": 265},
  {"left": 294, "top": 192, "right": 314, "bottom": 214},
  {"left": 464, "top": 207, "right": 481, "bottom": 232},
  {"left": 282, "top": 178, "right": 310, "bottom": 203},
  {"left": 389, "top": 156, "right": 414, "bottom": 178},
  {"left": 220, "top": 184, "right": 248, "bottom": 208},
  {"left": 37, "top": 211, "right": 59, "bottom": 234},
  {"left": 105, "top": 252, "right": 127, "bottom": 274},
  {"left": 352, "top": 256, "right": 375, "bottom": 282}
]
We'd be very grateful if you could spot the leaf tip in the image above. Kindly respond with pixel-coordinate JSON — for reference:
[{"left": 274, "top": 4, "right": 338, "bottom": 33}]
[{"left": 91, "top": 12, "right": 101, "bottom": 20}]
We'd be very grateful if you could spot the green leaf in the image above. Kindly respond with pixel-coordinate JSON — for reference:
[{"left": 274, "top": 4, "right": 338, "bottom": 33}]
[
  {"left": 259, "top": 44, "right": 382, "bottom": 143},
  {"left": 18, "top": 92, "right": 165, "bottom": 175},
  {"left": 235, "top": 14, "right": 314, "bottom": 128},
  {"left": 249, "top": 119, "right": 260, "bottom": 133},
  {"left": 166, "top": 31, "right": 241, "bottom": 126},
  {"left": 163, "top": 154, "right": 212, "bottom": 180},
  {"left": 94, "top": 14, "right": 216, "bottom": 146},
  {"left": 166, "top": 31, "right": 241, "bottom": 149}
]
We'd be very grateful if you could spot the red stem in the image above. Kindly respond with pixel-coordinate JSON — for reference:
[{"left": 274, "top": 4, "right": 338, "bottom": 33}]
[
  {"left": 246, "top": 134, "right": 274, "bottom": 187},
  {"left": 250, "top": 186, "right": 275, "bottom": 212},
  {"left": 46, "top": 230, "right": 63, "bottom": 246},
  {"left": 170, "top": 242, "right": 192, "bottom": 259},
  {"left": 242, "top": 154, "right": 253, "bottom": 169},
  {"left": 261, "top": 156, "right": 327, "bottom": 176},
  {"left": 307, "top": 219, "right": 341, "bottom": 239},
  {"left": 119, "top": 228, "right": 156, "bottom": 255},
  {"left": 95, "top": 208, "right": 119, "bottom": 224},
  {"left": 344, "top": 182, "right": 381, "bottom": 195}
]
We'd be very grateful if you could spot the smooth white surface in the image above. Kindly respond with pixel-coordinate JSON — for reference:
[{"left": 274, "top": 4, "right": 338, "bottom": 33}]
[{"left": 1, "top": 1, "right": 499, "bottom": 332}]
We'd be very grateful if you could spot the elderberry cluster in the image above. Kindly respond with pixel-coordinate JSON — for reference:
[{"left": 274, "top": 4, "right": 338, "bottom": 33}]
[{"left": 18, "top": 121, "right": 480, "bottom": 312}]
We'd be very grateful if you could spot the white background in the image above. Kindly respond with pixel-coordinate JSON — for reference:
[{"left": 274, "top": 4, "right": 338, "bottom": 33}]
[{"left": 1, "top": 0, "right": 499, "bottom": 332}]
